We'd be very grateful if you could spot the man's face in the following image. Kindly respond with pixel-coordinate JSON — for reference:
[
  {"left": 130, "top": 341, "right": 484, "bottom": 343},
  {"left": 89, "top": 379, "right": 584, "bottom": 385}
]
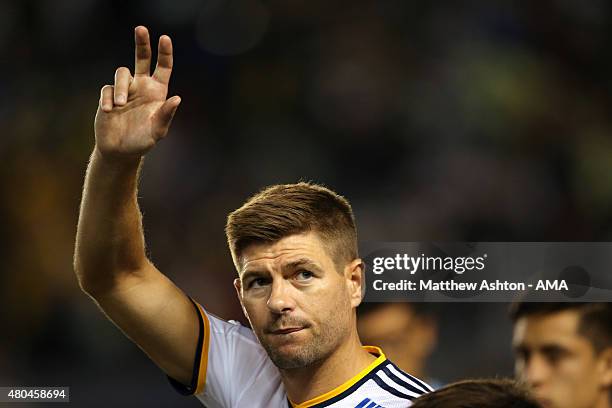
[
  {"left": 513, "top": 310, "right": 610, "bottom": 408},
  {"left": 234, "top": 231, "right": 362, "bottom": 370}
]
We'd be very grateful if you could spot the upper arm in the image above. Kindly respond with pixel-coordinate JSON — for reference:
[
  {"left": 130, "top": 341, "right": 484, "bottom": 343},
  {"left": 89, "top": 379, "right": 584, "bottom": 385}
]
[
  {"left": 89, "top": 263, "right": 283, "bottom": 405},
  {"left": 90, "top": 261, "right": 199, "bottom": 386}
]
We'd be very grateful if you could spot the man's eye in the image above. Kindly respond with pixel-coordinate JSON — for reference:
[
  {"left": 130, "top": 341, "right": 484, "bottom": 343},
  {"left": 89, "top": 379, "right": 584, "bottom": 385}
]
[
  {"left": 543, "top": 349, "right": 565, "bottom": 364},
  {"left": 296, "top": 270, "right": 314, "bottom": 280},
  {"left": 249, "top": 278, "right": 269, "bottom": 288}
]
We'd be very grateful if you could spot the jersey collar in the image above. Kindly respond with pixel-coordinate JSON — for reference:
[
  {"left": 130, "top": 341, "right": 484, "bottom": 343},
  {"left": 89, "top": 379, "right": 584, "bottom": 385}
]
[{"left": 290, "top": 346, "right": 386, "bottom": 408}]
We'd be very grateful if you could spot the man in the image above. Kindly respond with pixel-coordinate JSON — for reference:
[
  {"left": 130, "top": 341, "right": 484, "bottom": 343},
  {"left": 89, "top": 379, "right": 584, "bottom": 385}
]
[
  {"left": 510, "top": 302, "right": 612, "bottom": 408},
  {"left": 358, "top": 303, "right": 444, "bottom": 389},
  {"left": 73, "top": 26, "right": 432, "bottom": 407},
  {"left": 410, "top": 379, "right": 539, "bottom": 408}
]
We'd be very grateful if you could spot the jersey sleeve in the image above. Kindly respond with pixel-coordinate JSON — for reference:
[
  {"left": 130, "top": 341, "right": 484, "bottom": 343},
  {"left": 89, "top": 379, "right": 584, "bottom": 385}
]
[{"left": 167, "top": 298, "right": 282, "bottom": 407}]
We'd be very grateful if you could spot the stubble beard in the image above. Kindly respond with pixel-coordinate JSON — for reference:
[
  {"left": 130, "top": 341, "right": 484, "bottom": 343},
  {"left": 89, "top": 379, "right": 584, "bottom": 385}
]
[{"left": 259, "top": 297, "right": 352, "bottom": 370}]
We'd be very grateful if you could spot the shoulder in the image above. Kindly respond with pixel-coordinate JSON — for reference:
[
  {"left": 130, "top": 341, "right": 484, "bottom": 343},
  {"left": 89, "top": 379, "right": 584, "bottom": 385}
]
[
  {"left": 375, "top": 360, "right": 434, "bottom": 397},
  {"left": 201, "top": 312, "right": 284, "bottom": 406},
  {"left": 207, "top": 312, "right": 259, "bottom": 343},
  {"left": 308, "top": 354, "right": 433, "bottom": 407},
  {"left": 339, "top": 359, "right": 433, "bottom": 407}
]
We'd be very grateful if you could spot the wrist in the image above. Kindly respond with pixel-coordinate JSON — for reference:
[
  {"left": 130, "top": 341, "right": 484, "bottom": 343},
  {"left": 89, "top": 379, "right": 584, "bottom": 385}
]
[{"left": 93, "top": 145, "right": 143, "bottom": 169}]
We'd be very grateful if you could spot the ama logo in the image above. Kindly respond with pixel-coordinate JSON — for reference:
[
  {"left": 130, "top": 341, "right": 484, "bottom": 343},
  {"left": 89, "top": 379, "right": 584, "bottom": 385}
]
[{"left": 536, "top": 280, "right": 568, "bottom": 290}]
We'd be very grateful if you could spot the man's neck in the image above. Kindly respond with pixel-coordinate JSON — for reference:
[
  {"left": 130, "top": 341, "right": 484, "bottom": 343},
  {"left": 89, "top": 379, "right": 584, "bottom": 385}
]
[{"left": 280, "top": 333, "right": 378, "bottom": 405}]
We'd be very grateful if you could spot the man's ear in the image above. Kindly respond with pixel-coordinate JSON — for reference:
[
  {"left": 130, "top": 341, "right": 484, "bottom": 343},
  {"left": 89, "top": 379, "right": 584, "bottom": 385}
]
[
  {"left": 233, "top": 278, "right": 249, "bottom": 319},
  {"left": 598, "top": 346, "right": 612, "bottom": 388},
  {"left": 345, "top": 258, "right": 365, "bottom": 308}
]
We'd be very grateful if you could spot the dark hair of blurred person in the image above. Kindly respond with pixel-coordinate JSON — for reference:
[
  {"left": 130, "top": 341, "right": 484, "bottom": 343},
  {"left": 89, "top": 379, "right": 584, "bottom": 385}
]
[
  {"left": 510, "top": 302, "right": 611, "bottom": 408},
  {"left": 410, "top": 378, "right": 540, "bottom": 408},
  {"left": 357, "top": 302, "right": 443, "bottom": 388}
]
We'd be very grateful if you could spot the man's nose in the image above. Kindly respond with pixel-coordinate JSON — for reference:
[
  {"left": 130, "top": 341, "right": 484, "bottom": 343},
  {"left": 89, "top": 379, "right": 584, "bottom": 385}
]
[{"left": 267, "top": 279, "right": 296, "bottom": 314}]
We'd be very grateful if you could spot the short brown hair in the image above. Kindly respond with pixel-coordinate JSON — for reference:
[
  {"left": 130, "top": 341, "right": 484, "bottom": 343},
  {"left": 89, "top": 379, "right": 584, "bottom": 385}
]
[
  {"left": 411, "top": 379, "right": 539, "bottom": 408},
  {"left": 226, "top": 182, "right": 358, "bottom": 270}
]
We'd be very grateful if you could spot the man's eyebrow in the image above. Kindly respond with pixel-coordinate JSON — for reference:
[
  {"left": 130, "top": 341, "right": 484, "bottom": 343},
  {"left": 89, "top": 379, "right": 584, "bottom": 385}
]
[
  {"left": 540, "top": 344, "right": 570, "bottom": 354},
  {"left": 284, "top": 258, "right": 323, "bottom": 271},
  {"left": 240, "top": 258, "right": 323, "bottom": 280},
  {"left": 240, "top": 269, "right": 267, "bottom": 282}
]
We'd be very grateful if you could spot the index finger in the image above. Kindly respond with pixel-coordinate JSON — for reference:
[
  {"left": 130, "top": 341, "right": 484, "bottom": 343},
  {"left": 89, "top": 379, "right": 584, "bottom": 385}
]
[
  {"left": 153, "top": 35, "right": 173, "bottom": 85},
  {"left": 134, "top": 26, "right": 152, "bottom": 75}
]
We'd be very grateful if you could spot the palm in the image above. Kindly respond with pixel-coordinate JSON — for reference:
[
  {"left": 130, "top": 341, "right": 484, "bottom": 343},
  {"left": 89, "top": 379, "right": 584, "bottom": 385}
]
[
  {"left": 94, "top": 27, "right": 180, "bottom": 159},
  {"left": 96, "top": 78, "right": 167, "bottom": 155}
]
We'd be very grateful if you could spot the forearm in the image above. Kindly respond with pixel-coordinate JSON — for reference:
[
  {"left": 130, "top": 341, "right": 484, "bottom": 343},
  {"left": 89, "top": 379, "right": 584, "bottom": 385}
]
[{"left": 74, "top": 147, "right": 149, "bottom": 295}]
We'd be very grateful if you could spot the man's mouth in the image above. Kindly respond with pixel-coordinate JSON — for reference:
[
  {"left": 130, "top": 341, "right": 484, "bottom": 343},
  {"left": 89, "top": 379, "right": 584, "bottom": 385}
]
[
  {"left": 534, "top": 396, "right": 553, "bottom": 408},
  {"left": 271, "top": 327, "right": 303, "bottom": 335}
]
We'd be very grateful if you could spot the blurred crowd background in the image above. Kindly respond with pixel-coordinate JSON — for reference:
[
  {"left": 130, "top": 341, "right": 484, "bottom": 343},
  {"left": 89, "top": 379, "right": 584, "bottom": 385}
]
[{"left": 1, "top": 0, "right": 611, "bottom": 406}]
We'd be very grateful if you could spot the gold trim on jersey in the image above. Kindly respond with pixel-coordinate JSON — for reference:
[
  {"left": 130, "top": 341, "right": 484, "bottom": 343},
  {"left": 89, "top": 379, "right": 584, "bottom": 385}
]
[
  {"left": 194, "top": 302, "right": 211, "bottom": 394},
  {"left": 290, "top": 346, "right": 386, "bottom": 408}
]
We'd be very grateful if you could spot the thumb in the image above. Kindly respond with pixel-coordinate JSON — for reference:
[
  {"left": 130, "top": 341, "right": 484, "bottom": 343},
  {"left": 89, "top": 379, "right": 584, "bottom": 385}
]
[{"left": 152, "top": 95, "right": 181, "bottom": 140}]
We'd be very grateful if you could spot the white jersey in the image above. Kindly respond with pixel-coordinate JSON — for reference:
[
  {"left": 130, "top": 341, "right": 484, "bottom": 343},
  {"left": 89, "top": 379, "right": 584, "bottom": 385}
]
[{"left": 169, "top": 301, "right": 433, "bottom": 407}]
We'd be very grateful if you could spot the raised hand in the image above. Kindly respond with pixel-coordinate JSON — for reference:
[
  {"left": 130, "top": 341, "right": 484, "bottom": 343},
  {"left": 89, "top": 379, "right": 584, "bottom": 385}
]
[{"left": 94, "top": 26, "right": 181, "bottom": 161}]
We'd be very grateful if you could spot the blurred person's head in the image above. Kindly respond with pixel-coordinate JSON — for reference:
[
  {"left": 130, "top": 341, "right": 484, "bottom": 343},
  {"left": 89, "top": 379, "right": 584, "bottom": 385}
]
[
  {"left": 226, "top": 182, "right": 364, "bottom": 369},
  {"left": 357, "top": 302, "right": 438, "bottom": 379},
  {"left": 510, "top": 302, "right": 612, "bottom": 408},
  {"left": 410, "top": 378, "right": 540, "bottom": 408}
]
